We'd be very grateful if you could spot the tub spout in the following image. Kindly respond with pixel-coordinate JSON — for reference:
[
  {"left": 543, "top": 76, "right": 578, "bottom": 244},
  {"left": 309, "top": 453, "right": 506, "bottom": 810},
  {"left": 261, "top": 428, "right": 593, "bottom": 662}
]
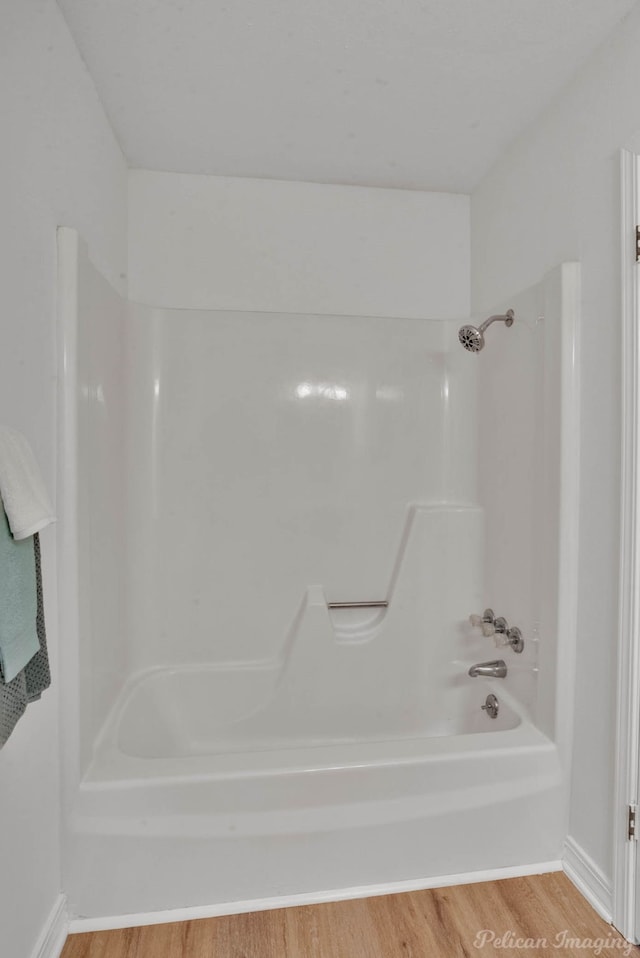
[{"left": 468, "top": 659, "right": 507, "bottom": 678}]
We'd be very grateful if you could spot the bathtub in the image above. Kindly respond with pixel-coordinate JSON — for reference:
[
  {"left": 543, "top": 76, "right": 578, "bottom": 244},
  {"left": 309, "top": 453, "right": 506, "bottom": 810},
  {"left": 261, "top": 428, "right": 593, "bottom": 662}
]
[
  {"left": 65, "top": 674, "right": 563, "bottom": 923},
  {"left": 59, "top": 234, "right": 576, "bottom": 925},
  {"left": 96, "top": 666, "right": 523, "bottom": 766}
]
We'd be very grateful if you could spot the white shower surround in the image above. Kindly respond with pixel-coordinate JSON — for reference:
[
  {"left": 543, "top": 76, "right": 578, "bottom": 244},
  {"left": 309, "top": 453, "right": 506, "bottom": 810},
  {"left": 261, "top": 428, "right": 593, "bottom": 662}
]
[{"left": 58, "top": 226, "right": 579, "bottom": 924}]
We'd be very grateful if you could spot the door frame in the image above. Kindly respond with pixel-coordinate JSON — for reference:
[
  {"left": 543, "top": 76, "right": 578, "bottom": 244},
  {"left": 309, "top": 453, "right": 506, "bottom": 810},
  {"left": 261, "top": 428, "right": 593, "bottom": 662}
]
[{"left": 613, "top": 148, "right": 640, "bottom": 941}]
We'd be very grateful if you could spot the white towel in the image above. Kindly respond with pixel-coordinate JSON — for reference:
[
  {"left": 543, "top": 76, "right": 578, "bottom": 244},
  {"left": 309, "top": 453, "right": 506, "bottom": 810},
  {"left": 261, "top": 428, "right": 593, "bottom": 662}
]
[{"left": 0, "top": 427, "right": 55, "bottom": 540}]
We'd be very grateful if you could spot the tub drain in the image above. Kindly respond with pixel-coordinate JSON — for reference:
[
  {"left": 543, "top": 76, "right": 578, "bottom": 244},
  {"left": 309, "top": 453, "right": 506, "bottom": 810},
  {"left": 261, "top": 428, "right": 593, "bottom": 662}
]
[{"left": 481, "top": 694, "right": 499, "bottom": 719}]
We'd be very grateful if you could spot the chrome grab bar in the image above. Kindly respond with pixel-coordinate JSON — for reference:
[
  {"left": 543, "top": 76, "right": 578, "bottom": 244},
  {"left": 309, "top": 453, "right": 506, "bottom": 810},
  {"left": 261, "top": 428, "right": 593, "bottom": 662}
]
[{"left": 327, "top": 601, "right": 388, "bottom": 609}]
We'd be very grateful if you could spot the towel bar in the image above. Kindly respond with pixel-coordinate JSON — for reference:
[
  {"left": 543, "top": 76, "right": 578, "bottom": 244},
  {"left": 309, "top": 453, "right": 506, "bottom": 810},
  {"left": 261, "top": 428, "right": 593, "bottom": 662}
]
[{"left": 327, "top": 601, "right": 389, "bottom": 609}]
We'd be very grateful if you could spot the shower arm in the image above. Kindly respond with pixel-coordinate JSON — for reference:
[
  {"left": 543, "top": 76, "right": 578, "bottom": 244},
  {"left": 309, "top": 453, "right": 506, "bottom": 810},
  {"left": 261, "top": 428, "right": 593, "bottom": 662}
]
[{"left": 477, "top": 309, "right": 515, "bottom": 334}]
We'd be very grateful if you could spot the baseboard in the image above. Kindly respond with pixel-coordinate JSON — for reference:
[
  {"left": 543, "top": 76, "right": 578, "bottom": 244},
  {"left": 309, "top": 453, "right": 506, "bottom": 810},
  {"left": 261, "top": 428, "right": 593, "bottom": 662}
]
[
  {"left": 30, "top": 895, "right": 68, "bottom": 958},
  {"left": 563, "top": 836, "right": 613, "bottom": 923},
  {"left": 68, "top": 860, "right": 561, "bottom": 934}
]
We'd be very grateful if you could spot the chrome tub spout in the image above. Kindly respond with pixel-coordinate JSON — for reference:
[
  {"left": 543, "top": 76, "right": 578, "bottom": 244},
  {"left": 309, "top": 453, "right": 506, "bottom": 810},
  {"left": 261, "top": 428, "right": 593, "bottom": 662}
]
[{"left": 468, "top": 660, "right": 507, "bottom": 678}]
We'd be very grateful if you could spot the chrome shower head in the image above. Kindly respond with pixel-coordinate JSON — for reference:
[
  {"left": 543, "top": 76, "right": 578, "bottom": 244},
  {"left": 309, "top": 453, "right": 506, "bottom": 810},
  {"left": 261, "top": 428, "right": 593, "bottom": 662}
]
[
  {"left": 458, "top": 324, "right": 485, "bottom": 352},
  {"left": 458, "top": 309, "right": 515, "bottom": 352}
]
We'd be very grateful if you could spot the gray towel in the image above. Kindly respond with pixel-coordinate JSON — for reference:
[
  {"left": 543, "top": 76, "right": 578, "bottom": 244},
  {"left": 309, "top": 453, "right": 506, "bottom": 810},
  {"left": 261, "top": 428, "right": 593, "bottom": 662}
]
[
  {"left": 0, "top": 671, "right": 27, "bottom": 746},
  {"left": 24, "top": 535, "right": 50, "bottom": 702},
  {"left": 0, "top": 534, "right": 50, "bottom": 746}
]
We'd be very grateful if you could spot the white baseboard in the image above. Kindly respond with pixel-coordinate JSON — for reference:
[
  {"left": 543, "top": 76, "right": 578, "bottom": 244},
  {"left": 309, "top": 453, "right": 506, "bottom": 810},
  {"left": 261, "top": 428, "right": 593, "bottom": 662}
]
[
  {"left": 31, "top": 895, "right": 68, "bottom": 958},
  {"left": 69, "top": 860, "right": 561, "bottom": 934},
  {"left": 563, "top": 836, "right": 613, "bottom": 923}
]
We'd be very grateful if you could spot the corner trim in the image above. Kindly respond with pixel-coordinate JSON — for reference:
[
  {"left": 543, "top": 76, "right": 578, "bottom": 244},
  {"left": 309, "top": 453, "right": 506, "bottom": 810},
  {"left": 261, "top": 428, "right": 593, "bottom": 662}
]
[
  {"left": 68, "top": 861, "right": 561, "bottom": 934},
  {"left": 30, "top": 895, "right": 68, "bottom": 958},
  {"left": 563, "top": 837, "right": 612, "bottom": 923},
  {"left": 614, "top": 148, "right": 640, "bottom": 941}
]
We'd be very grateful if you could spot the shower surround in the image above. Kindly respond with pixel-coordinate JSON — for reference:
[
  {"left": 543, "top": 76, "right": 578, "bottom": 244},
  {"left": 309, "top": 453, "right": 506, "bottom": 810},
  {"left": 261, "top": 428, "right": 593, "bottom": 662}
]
[{"left": 58, "top": 204, "right": 578, "bottom": 922}]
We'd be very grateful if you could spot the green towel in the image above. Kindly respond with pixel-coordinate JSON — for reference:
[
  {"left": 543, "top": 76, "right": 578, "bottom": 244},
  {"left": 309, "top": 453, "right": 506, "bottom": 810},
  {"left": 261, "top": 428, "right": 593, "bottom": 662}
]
[
  {"left": 0, "top": 506, "right": 38, "bottom": 683},
  {"left": 0, "top": 534, "right": 51, "bottom": 747}
]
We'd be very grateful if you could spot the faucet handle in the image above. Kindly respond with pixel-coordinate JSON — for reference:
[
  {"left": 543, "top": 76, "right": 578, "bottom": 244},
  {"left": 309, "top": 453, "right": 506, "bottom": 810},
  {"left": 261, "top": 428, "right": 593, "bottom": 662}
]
[
  {"left": 470, "top": 608, "right": 525, "bottom": 654},
  {"left": 484, "top": 614, "right": 507, "bottom": 639},
  {"left": 493, "top": 624, "right": 525, "bottom": 653},
  {"left": 470, "top": 609, "right": 495, "bottom": 632},
  {"left": 507, "top": 626, "right": 524, "bottom": 653}
]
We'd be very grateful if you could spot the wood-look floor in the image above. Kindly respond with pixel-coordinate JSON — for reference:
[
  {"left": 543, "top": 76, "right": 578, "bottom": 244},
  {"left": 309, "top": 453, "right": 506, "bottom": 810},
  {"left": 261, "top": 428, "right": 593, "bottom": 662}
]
[{"left": 61, "top": 872, "right": 639, "bottom": 958}]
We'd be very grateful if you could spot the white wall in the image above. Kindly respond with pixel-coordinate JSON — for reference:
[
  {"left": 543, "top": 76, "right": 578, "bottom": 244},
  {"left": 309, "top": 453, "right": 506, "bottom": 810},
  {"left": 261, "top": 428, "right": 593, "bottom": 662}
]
[
  {"left": 471, "top": 3, "right": 640, "bottom": 884},
  {"left": 128, "top": 170, "right": 470, "bottom": 319},
  {"left": 0, "top": 3, "right": 127, "bottom": 956}
]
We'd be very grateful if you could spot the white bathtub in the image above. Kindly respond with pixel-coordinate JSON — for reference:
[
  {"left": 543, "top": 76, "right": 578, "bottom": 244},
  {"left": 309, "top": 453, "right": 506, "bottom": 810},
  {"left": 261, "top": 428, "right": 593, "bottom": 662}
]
[
  {"left": 59, "top": 237, "right": 576, "bottom": 925},
  {"left": 68, "top": 682, "right": 562, "bottom": 921},
  {"left": 101, "top": 666, "right": 522, "bottom": 763}
]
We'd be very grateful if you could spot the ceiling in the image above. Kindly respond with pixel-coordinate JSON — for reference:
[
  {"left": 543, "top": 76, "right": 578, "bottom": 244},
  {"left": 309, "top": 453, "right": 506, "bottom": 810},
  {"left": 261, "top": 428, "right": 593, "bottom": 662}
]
[{"left": 57, "top": 0, "right": 638, "bottom": 192}]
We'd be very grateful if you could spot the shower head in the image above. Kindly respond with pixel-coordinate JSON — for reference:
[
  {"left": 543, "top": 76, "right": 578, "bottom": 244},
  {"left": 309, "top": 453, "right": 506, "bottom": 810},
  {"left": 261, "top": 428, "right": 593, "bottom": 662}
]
[
  {"left": 458, "top": 325, "right": 485, "bottom": 352},
  {"left": 458, "top": 309, "right": 515, "bottom": 352}
]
